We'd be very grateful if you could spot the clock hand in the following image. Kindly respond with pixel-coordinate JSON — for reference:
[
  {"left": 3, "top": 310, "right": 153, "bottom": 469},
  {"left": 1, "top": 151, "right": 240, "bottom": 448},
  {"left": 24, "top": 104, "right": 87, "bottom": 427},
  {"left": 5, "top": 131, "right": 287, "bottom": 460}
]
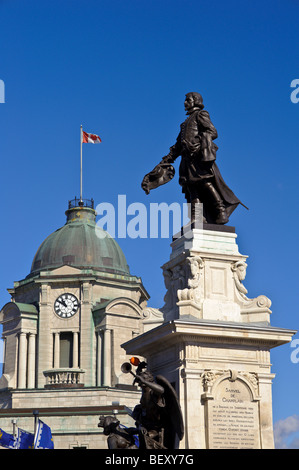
[{"left": 57, "top": 299, "right": 67, "bottom": 307}]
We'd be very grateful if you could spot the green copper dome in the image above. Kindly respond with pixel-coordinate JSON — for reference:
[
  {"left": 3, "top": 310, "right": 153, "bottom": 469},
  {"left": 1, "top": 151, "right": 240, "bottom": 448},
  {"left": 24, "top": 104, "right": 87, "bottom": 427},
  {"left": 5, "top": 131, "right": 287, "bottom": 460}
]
[{"left": 30, "top": 201, "right": 130, "bottom": 276}]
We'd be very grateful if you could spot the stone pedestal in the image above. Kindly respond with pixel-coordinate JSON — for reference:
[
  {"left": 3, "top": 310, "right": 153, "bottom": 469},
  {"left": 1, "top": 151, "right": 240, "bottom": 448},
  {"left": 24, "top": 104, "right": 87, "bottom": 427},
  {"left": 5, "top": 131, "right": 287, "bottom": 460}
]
[
  {"left": 162, "top": 225, "right": 272, "bottom": 325},
  {"left": 123, "top": 226, "right": 296, "bottom": 449}
]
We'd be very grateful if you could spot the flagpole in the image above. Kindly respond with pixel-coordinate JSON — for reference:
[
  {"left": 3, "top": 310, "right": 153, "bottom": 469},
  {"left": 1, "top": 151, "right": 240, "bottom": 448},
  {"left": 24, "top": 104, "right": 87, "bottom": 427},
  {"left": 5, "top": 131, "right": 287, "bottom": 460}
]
[
  {"left": 80, "top": 125, "right": 83, "bottom": 202},
  {"left": 11, "top": 419, "right": 17, "bottom": 439},
  {"left": 33, "top": 409, "right": 39, "bottom": 437}
]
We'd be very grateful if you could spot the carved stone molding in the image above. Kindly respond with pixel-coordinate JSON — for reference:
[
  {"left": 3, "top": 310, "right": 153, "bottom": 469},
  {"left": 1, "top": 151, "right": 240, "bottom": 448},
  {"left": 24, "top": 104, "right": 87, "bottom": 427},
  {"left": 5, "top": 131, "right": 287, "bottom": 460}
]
[
  {"left": 177, "top": 256, "right": 204, "bottom": 303},
  {"left": 202, "top": 370, "right": 225, "bottom": 391},
  {"left": 231, "top": 260, "right": 272, "bottom": 314},
  {"left": 142, "top": 307, "right": 164, "bottom": 321},
  {"left": 161, "top": 264, "right": 184, "bottom": 315},
  {"left": 239, "top": 371, "right": 259, "bottom": 391},
  {"left": 201, "top": 368, "right": 259, "bottom": 395},
  {"left": 231, "top": 260, "right": 248, "bottom": 295},
  {"left": 161, "top": 255, "right": 204, "bottom": 317}
]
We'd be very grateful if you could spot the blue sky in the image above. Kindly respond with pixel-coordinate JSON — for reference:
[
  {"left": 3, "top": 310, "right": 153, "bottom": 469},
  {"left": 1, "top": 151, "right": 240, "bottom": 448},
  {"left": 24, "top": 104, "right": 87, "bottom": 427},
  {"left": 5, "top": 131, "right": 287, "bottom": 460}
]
[{"left": 0, "top": 0, "right": 298, "bottom": 448}]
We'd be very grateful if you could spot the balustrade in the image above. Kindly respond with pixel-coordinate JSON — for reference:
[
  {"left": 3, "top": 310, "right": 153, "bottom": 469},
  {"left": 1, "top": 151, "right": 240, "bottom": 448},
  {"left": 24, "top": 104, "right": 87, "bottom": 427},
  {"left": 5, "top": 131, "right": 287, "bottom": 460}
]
[{"left": 44, "top": 368, "right": 85, "bottom": 388}]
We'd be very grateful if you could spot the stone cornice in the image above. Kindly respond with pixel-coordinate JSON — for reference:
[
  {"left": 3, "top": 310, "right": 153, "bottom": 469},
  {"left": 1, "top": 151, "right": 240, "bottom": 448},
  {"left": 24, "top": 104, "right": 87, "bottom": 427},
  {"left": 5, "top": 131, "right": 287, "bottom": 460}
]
[{"left": 122, "top": 319, "right": 296, "bottom": 356}]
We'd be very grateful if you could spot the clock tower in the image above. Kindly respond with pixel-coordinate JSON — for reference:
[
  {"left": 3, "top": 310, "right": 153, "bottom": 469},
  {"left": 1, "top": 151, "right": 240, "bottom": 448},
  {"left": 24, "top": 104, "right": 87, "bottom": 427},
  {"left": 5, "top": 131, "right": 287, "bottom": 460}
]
[{"left": 0, "top": 198, "right": 152, "bottom": 448}]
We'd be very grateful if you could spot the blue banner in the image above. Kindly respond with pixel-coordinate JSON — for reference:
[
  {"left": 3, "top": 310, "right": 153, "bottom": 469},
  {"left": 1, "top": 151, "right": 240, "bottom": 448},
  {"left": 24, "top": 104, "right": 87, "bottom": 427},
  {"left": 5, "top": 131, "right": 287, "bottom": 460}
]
[
  {"left": 0, "top": 428, "right": 15, "bottom": 448},
  {"left": 34, "top": 419, "right": 54, "bottom": 449},
  {"left": 15, "top": 428, "right": 34, "bottom": 449}
]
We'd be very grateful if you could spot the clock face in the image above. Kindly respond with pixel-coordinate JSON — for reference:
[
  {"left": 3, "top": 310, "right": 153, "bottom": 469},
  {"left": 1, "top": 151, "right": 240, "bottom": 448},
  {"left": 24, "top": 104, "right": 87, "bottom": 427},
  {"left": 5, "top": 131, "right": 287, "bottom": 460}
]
[{"left": 54, "top": 293, "right": 79, "bottom": 318}]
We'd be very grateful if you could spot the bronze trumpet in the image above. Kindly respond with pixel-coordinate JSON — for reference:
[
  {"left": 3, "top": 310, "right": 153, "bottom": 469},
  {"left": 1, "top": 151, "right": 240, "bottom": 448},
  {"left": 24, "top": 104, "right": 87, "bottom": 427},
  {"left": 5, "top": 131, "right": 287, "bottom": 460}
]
[{"left": 121, "top": 362, "right": 137, "bottom": 378}]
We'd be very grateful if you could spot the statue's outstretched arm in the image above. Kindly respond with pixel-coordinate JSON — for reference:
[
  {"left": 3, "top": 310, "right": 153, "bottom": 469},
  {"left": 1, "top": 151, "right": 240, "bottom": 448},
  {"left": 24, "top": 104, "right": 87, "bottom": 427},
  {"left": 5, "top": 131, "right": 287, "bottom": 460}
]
[
  {"left": 135, "top": 375, "right": 164, "bottom": 396},
  {"left": 162, "top": 133, "right": 182, "bottom": 163}
]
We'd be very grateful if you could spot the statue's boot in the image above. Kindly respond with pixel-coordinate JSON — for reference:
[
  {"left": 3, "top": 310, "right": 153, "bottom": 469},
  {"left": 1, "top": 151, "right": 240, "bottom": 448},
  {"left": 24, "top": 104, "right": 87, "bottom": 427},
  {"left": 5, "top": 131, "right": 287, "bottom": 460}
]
[{"left": 203, "top": 182, "right": 229, "bottom": 224}]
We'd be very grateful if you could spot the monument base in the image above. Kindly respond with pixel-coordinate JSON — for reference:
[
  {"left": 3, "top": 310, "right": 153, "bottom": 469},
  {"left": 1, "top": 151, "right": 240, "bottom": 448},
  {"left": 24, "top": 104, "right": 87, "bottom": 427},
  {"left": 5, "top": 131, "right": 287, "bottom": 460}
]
[
  {"left": 143, "top": 225, "right": 273, "bottom": 329},
  {"left": 124, "top": 225, "right": 296, "bottom": 449},
  {"left": 123, "top": 318, "right": 295, "bottom": 449}
]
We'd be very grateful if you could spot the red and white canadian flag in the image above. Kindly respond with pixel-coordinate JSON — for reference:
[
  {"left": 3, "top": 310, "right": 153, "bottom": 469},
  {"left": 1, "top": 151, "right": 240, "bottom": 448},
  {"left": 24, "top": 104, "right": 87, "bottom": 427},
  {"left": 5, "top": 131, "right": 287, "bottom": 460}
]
[{"left": 82, "top": 130, "right": 102, "bottom": 144}]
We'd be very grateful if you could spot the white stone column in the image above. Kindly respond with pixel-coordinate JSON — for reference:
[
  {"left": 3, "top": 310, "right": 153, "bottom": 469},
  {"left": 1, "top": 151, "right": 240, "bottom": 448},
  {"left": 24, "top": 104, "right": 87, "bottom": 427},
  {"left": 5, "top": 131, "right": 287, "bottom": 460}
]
[
  {"left": 80, "top": 281, "right": 94, "bottom": 386},
  {"left": 54, "top": 332, "right": 60, "bottom": 368},
  {"left": 181, "top": 368, "right": 204, "bottom": 449},
  {"left": 73, "top": 332, "right": 79, "bottom": 369},
  {"left": 38, "top": 284, "right": 52, "bottom": 387},
  {"left": 103, "top": 329, "right": 111, "bottom": 387},
  {"left": 96, "top": 330, "right": 102, "bottom": 386},
  {"left": 27, "top": 333, "right": 36, "bottom": 389},
  {"left": 258, "top": 373, "right": 276, "bottom": 449},
  {"left": 18, "top": 332, "right": 27, "bottom": 389}
]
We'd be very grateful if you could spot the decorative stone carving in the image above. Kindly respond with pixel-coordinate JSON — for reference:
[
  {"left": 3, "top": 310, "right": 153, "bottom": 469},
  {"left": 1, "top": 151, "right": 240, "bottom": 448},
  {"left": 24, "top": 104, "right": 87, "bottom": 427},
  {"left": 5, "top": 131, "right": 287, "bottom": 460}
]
[
  {"left": 142, "top": 307, "right": 163, "bottom": 320},
  {"left": 177, "top": 256, "right": 204, "bottom": 303},
  {"left": 231, "top": 260, "right": 248, "bottom": 295},
  {"left": 142, "top": 307, "right": 164, "bottom": 332},
  {"left": 202, "top": 369, "right": 259, "bottom": 395},
  {"left": 239, "top": 371, "right": 259, "bottom": 391},
  {"left": 161, "top": 255, "right": 204, "bottom": 319},
  {"left": 231, "top": 260, "right": 272, "bottom": 318},
  {"left": 202, "top": 370, "right": 225, "bottom": 391},
  {"left": 161, "top": 265, "right": 184, "bottom": 316}
]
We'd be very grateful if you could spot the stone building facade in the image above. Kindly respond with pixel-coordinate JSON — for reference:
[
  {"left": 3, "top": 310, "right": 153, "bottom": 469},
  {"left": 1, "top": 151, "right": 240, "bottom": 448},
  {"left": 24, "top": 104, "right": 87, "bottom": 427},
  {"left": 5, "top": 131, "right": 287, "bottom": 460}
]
[{"left": 0, "top": 200, "right": 150, "bottom": 449}]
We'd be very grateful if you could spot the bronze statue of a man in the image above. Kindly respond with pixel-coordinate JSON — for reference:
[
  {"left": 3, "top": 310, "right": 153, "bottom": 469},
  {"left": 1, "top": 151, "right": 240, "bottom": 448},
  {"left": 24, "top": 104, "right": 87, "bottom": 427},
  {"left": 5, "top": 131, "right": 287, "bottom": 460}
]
[{"left": 142, "top": 92, "right": 246, "bottom": 225}]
